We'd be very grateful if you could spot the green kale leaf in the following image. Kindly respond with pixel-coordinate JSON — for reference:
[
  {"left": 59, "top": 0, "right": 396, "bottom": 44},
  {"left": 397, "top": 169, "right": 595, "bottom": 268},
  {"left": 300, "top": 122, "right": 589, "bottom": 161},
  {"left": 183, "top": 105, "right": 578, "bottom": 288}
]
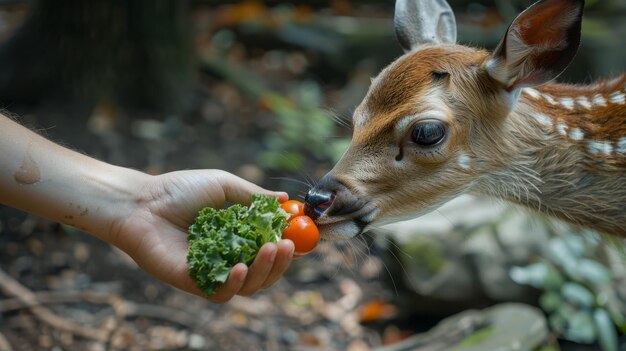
[{"left": 187, "top": 194, "right": 290, "bottom": 296}]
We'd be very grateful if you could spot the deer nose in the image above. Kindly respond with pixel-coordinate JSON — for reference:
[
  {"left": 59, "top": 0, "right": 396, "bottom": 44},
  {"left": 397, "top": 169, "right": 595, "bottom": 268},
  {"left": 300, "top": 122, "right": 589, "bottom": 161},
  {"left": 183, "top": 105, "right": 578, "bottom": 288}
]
[
  {"left": 304, "top": 174, "right": 365, "bottom": 220},
  {"left": 304, "top": 190, "right": 335, "bottom": 219}
]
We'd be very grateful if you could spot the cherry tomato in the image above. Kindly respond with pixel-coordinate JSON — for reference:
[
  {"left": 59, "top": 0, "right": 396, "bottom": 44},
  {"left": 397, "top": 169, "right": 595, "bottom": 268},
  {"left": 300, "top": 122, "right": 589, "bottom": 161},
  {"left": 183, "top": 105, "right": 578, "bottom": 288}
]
[
  {"left": 282, "top": 215, "right": 320, "bottom": 254},
  {"left": 280, "top": 200, "right": 305, "bottom": 220}
]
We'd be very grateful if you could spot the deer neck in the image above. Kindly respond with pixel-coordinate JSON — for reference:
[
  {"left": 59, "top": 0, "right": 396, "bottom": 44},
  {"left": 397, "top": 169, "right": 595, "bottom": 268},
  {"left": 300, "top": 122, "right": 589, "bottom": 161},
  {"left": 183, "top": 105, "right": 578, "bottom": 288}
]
[{"left": 472, "top": 75, "right": 626, "bottom": 236}]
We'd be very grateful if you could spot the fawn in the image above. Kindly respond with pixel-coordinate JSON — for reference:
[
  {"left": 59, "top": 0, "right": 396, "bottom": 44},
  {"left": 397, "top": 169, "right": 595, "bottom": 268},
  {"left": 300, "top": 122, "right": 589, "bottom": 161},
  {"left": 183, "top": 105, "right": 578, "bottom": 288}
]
[{"left": 303, "top": 0, "right": 626, "bottom": 238}]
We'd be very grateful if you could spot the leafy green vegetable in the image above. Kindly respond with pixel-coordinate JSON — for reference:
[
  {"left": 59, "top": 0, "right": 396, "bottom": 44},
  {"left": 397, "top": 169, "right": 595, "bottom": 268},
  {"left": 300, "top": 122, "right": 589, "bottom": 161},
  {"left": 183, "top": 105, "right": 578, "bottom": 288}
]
[{"left": 187, "top": 194, "right": 290, "bottom": 296}]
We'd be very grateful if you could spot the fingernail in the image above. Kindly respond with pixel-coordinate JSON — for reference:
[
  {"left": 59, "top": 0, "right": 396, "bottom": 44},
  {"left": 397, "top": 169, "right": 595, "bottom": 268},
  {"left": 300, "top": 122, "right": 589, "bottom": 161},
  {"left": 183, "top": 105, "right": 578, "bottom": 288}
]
[
  {"left": 275, "top": 191, "right": 289, "bottom": 200},
  {"left": 267, "top": 244, "right": 278, "bottom": 263},
  {"left": 235, "top": 263, "right": 248, "bottom": 280},
  {"left": 280, "top": 239, "right": 295, "bottom": 257}
]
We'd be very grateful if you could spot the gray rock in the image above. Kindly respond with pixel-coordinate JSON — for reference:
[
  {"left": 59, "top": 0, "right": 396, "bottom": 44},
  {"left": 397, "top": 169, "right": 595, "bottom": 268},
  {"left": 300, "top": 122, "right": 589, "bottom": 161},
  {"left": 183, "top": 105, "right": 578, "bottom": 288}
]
[
  {"left": 376, "top": 195, "right": 550, "bottom": 304},
  {"left": 374, "top": 303, "right": 548, "bottom": 351},
  {"left": 496, "top": 211, "right": 550, "bottom": 261}
]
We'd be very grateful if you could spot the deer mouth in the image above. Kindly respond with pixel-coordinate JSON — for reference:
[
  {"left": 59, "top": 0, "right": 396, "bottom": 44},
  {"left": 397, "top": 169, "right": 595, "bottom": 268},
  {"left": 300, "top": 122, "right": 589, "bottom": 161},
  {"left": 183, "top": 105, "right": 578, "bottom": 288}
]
[
  {"left": 313, "top": 205, "right": 379, "bottom": 240},
  {"left": 303, "top": 174, "right": 378, "bottom": 239}
]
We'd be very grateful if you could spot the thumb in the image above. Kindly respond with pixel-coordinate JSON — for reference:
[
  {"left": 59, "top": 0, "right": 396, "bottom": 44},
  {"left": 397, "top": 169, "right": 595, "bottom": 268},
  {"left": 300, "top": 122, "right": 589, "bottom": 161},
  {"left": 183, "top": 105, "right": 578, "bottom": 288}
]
[{"left": 215, "top": 171, "right": 289, "bottom": 205}]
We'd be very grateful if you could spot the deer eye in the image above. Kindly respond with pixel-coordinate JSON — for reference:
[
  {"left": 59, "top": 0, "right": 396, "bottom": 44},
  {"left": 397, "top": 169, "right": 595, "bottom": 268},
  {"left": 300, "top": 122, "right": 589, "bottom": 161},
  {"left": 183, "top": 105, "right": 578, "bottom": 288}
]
[{"left": 411, "top": 121, "right": 446, "bottom": 147}]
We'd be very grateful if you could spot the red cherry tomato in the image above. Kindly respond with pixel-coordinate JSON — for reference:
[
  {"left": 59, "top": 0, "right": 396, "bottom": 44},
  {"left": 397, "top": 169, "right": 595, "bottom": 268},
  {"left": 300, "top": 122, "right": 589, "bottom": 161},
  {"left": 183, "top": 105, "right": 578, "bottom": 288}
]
[
  {"left": 282, "top": 216, "right": 320, "bottom": 254},
  {"left": 280, "top": 200, "right": 305, "bottom": 221}
]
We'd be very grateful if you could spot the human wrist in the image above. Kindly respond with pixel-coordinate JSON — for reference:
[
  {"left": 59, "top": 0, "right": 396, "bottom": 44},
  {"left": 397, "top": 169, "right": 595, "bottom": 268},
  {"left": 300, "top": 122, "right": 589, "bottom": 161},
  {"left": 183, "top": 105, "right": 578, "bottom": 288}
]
[{"left": 82, "top": 164, "right": 152, "bottom": 243}]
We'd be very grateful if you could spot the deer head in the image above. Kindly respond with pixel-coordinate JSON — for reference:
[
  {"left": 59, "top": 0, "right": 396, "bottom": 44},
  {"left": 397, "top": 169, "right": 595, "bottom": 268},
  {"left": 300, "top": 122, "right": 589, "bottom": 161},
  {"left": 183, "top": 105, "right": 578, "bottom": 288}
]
[{"left": 304, "top": 0, "right": 585, "bottom": 239}]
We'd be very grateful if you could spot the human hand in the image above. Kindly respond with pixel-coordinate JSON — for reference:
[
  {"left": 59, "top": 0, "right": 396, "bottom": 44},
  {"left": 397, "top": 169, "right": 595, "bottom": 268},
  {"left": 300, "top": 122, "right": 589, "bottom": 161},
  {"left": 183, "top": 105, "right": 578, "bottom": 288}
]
[
  {"left": 0, "top": 116, "right": 295, "bottom": 302},
  {"left": 109, "top": 169, "right": 295, "bottom": 303}
]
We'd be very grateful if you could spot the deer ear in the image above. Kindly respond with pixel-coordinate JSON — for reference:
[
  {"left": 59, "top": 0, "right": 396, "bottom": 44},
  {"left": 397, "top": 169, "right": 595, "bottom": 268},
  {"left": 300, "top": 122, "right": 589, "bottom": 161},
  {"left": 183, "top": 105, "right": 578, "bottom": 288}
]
[
  {"left": 486, "top": 0, "right": 584, "bottom": 91},
  {"left": 394, "top": 0, "right": 457, "bottom": 52}
]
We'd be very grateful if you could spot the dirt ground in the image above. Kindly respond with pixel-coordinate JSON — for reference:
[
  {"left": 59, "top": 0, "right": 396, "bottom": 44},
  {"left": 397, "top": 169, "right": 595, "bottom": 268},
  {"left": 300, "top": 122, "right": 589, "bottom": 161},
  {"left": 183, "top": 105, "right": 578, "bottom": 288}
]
[{"left": 1, "top": 205, "right": 405, "bottom": 350}]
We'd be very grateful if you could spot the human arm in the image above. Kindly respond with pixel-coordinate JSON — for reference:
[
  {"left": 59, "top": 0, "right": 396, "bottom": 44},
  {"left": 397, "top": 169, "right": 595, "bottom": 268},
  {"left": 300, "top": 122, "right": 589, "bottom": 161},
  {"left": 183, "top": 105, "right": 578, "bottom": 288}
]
[{"left": 0, "top": 115, "right": 295, "bottom": 302}]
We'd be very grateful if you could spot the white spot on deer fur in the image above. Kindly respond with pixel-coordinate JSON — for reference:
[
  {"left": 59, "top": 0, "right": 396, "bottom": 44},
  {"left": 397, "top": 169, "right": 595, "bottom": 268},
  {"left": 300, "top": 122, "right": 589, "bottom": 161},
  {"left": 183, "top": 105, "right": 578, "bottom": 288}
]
[
  {"left": 395, "top": 115, "right": 417, "bottom": 139},
  {"left": 616, "top": 137, "right": 626, "bottom": 155},
  {"left": 542, "top": 94, "right": 558, "bottom": 105},
  {"left": 533, "top": 113, "right": 553, "bottom": 128},
  {"left": 557, "top": 122, "right": 568, "bottom": 136},
  {"left": 609, "top": 92, "right": 625, "bottom": 104},
  {"left": 575, "top": 96, "right": 591, "bottom": 109},
  {"left": 617, "top": 137, "right": 626, "bottom": 154},
  {"left": 592, "top": 94, "right": 607, "bottom": 106},
  {"left": 523, "top": 88, "right": 541, "bottom": 99},
  {"left": 353, "top": 110, "right": 367, "bottom": 129},
  {"left": 361, "top": 208, "right": 380, "bottom": 223},
  {"left": 457, "top": 152, "right": 471, "bottom": 170},
  {"left": 569, "top": 128, "right": 584, "bottom": 141},
  {"left": 588, "top": 140, "right": 613, "bottom": 155},
  {"left": 559, "top": 97, "right": 575, "bottom": 110}
]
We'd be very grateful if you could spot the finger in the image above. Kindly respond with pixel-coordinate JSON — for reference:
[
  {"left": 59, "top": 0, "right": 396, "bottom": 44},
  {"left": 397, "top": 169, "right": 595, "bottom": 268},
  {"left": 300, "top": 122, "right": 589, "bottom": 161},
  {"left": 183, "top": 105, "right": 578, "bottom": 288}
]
[
  {"left": 261, "top": 239, "right": 294, "bottom": 289},
  {"left": 208, "top": 263, "right": 248, "bottom": 303},
  {"left": 171, "top": 270, "right": 208, "bottom": 298},
  {"left": 215, "top": 171, "right": 288, "bottom": 205},
  {"left": 238, "top": 243, "right": 278, "bottom": 296}
]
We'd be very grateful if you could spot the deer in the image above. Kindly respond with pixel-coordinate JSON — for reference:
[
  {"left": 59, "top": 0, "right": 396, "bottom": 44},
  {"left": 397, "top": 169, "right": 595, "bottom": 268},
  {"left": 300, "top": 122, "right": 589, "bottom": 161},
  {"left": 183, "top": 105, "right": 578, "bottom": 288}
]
[{"left": 302, "top": 0, "right": 626, "bottom": 239}]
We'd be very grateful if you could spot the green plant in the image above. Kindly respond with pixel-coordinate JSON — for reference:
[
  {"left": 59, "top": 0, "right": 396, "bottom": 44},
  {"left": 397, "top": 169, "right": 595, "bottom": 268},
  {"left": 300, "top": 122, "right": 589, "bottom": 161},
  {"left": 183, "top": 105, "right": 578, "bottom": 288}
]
[
  {"left": 258, "top": 87, "right": 350, "bottom": 171},
  {"left": 202, "top": 46, "right": 350, "bottom": 173},
  {"left": 510, "top": 232, "right": 626, "bottom": 351},
  {"left": 187, "top": 194, "right": 290, "bottom": 296}
]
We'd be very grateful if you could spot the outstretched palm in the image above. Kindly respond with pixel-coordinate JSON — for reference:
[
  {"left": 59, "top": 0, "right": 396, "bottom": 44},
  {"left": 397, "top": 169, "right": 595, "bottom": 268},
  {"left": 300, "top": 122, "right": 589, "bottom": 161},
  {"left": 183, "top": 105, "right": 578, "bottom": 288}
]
[{"left": 111, "top": 170, "right": 294, "bottom": 303}]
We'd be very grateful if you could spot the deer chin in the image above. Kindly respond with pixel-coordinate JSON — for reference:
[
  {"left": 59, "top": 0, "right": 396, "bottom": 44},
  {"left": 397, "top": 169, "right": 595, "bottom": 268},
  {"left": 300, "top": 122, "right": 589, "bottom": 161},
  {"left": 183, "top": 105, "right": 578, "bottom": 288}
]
[
  {"left": 317, "top": 220, "right": 363, "bottom": 240},
  {"left": 315, "top": 207, "right": 379, "bottom": 240}
]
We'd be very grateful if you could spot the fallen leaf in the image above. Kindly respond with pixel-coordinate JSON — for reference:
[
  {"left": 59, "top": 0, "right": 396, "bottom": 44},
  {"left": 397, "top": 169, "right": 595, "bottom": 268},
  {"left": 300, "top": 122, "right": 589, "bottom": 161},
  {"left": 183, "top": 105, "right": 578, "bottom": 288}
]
[{"left": 358, "top": 299, "right": 398, "bottom": 323}]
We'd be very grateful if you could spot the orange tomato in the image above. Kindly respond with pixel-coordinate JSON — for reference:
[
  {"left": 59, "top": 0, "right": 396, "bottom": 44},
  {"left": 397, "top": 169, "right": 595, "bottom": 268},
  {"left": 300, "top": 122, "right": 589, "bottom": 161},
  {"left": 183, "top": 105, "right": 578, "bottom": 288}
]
[
  {"left": 282, "top": 215, "right": 319, "bottom": 254},
  {"left": 280, "top": 200, "right": 305, "bottom": 220}
]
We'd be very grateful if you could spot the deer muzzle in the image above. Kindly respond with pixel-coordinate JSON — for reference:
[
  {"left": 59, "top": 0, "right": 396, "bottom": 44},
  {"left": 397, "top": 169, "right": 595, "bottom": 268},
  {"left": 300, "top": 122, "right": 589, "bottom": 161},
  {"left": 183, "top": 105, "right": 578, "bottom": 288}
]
[{"left": 304, "top": 173, "right": 376, "bottom": 239}]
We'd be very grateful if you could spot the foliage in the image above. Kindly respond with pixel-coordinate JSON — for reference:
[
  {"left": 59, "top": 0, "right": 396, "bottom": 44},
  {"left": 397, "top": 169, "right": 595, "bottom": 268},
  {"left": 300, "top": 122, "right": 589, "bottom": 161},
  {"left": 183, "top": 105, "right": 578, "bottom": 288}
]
[
  {"left": 257, "top": 88, "right": 350, "bottom": 171},
  {"left": 203, "top": 27, "right": 350, "bottom": 172},
  {"left": 187, "top": 194, "right": 290, "bottom": 296},
  {"left": 455, "top": 326, "right": 495, "bottom": 348},
  {"left": 510, "top": 232, "right": 626, "bottom": 351},
  {"left": 401, "top": 236, "right": 447, "bottom": 275}
]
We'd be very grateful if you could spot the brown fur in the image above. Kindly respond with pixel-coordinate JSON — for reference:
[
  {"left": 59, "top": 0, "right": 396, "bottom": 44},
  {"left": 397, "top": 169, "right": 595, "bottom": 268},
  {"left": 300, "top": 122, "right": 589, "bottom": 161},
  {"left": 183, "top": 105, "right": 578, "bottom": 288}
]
[
  {"left": 534, "top": 75, "right": 626, "bottom": 147},
  {"left": 333, "top": 45, "right": 626, "bottom": 236}
]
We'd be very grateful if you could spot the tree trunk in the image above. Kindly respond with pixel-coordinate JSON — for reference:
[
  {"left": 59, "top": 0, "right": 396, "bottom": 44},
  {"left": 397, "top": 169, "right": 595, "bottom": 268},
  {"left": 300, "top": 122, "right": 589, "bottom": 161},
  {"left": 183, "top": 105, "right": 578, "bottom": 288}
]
[{"left": 0, "top": 0, "right": 195, "bottom": 114}]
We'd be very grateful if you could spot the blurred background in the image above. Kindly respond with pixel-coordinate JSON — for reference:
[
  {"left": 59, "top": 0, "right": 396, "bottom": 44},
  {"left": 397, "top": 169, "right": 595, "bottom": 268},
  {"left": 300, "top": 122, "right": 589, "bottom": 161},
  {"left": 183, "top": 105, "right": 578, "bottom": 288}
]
[{"left": 0, "top": 0, "right": 625, "bottom": 350}]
